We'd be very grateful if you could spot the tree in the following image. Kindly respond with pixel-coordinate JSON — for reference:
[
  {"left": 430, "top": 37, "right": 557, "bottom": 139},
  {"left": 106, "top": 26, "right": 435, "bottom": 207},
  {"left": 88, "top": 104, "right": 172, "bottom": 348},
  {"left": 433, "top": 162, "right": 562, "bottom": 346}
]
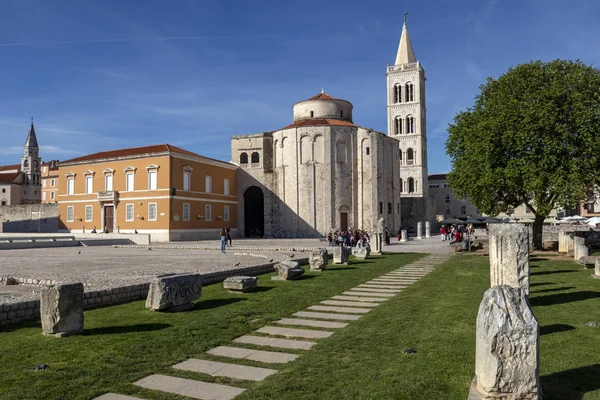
[{"left": 446, "top": 60, "right": 600, "bottom": 249}]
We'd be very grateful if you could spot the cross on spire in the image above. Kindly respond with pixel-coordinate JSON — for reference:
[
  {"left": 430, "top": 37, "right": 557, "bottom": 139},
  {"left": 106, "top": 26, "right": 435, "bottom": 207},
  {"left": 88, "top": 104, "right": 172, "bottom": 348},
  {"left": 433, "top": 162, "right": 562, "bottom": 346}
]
[{"left": 404, "top": 12, "right": 408, "bottom": 23}]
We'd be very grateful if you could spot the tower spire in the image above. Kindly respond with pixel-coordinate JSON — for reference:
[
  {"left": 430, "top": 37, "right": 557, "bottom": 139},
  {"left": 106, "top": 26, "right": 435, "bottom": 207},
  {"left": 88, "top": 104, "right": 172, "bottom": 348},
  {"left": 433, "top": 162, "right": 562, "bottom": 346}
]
[
  {"left": 395, "top": 13, "right": 416, "bottom": 65},
  {"left": 25, "top": 118, "right": 39, "bottom": 149}
]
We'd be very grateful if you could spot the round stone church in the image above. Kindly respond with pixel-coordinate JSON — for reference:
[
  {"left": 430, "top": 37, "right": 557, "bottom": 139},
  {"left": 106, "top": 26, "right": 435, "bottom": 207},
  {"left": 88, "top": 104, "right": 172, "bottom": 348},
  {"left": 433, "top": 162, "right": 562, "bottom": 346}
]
[{"left": 231, "top": 91, "right": 402, "bottom": 238}]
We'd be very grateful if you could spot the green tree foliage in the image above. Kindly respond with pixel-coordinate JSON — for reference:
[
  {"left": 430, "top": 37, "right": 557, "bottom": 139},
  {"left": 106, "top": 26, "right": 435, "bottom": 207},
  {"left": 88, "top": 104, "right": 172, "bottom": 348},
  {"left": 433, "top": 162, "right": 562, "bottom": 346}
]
[{"left": 446, "top": 60, "right": 600, "bottom": 249}]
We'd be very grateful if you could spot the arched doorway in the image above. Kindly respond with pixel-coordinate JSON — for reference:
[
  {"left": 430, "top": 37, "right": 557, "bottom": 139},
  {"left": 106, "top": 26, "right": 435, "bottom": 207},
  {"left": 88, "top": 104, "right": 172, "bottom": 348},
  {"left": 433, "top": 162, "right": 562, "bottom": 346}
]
[{"left": 244, "top": 186, "right": 264, "bottom": 237}]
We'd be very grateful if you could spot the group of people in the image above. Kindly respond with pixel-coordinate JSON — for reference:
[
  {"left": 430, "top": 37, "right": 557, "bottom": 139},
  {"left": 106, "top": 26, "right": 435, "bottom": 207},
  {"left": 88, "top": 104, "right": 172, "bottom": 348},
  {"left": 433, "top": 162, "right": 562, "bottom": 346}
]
[
  {"left": 440, "top": 224, "right": 475, "bottom": 244},
  {"left": 219, "top": 226, "right": 232, "bottom": 253},
  {"left": 327, "top": 229, "right": 372, "bottom": 248}
]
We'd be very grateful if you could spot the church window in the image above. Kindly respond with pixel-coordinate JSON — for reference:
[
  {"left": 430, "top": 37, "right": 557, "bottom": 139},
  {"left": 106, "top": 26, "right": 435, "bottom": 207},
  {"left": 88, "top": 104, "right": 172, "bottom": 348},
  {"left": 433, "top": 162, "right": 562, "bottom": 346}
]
[
  {"left": 340, "top": 110, "right": 343, "bottom": 118},
  {"left": 407, "top": 148, "right": 414, "bottom": 165},
  {"left": 394, "top": 117, "right": 402, "bottom": 135},
  {"left": 408, "top": 178, "right": 415, "bottom": 193},
  {"left": 310, "top": 111, "right": 314, "bottom": 118},
  {"left": 24, "top": 160, "right": 28, "bottom": 168},
  {"left": 399, "top": 150, "right": 402, "bottom": 163},
  {"left": 406, "top": 116, "right": 415, "bottom": 134},
  {"left": 240, "top": 152, "right": 248, "bottom": 164},
  {"left": 300, "top": 136, "right": 312, "bottom": 164},
  {"left": 405, "top": 83, "right": 414, "bottom": 102},
  {"left": 366, "top": 147, "right": 370, "bottom": 156},
  {"left": 314, "top": 135, "right": 324, "bottom": 164},
  {"left": 336, "top": 142, "right": 347, "bottom": 163},
  {"left": 379, "top": 202, "right": 383, "bottom": 214},
  {"left": 399, "top": 178, "right": 403, "bottom": 192},
  {"left": 85, "top": 205, "right": 93, "bottom": 222},
  {"left": 387, "top": 202, "right": 392, "bottom": 214},
  {"left": 251, "top": 152, "right": 260, "bottom": 164},
  {"left": 1, "top": 201, "right": 5, "bottom": 206},
  {"left": 394, "top": 84, "right": 402, "bottom": 103}
]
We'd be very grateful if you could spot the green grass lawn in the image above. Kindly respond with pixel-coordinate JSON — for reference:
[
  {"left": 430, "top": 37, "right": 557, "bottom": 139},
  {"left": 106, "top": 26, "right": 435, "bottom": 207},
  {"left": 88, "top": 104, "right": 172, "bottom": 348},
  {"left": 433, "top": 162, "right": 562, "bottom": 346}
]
[{"left": 1, "top": 252, "right": 599, "bottom": 400}]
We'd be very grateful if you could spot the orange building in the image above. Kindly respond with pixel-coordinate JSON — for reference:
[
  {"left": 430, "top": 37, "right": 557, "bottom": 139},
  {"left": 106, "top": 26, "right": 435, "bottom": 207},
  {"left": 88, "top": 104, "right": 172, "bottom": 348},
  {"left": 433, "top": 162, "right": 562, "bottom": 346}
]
[
  {"left": 41, "top": 160, "right": 59, "bottom": 203},
  {"left": 57, "top": 144, "right": 238, "bottom": 242}
]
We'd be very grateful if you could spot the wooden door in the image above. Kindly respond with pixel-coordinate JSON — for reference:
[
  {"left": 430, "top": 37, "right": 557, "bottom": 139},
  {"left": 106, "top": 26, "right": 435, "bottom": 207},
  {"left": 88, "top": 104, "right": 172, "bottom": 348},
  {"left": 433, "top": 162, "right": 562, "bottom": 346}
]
[
  {"left": 104, "top": 206, "right": 114, "bottom": 233},
  {"left": 340, "top": 212, "right": 348, "bottom": 231}
]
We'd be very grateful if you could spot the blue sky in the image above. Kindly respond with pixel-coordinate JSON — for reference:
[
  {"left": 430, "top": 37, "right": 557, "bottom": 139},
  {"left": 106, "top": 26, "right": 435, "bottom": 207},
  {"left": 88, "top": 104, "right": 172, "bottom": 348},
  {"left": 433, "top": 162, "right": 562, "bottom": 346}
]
[{"left": 0, "top": 0, "right": 598, "bottom": 173}]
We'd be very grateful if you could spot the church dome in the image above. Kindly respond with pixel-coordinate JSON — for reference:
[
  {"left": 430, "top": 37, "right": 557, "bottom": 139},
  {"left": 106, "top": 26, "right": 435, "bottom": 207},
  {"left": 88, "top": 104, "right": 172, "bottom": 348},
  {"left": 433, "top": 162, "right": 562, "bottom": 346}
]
[{"left": 292, "top": 91, "right": 353, "bottom": 123}]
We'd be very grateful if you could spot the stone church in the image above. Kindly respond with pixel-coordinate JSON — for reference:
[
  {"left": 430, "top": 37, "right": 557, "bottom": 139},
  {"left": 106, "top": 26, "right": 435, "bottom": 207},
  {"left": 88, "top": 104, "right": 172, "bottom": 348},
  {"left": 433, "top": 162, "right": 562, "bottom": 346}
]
[{"left": 231, "top": 17, "right": 429, "bottom": 237}]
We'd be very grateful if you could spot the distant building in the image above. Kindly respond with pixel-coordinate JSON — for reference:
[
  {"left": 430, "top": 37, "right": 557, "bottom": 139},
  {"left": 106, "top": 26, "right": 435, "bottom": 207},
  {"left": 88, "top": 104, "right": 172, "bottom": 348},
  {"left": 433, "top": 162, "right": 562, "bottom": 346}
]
[
  {"left": 231, "top": 91, "right": 401, "bottom": 237},
  {"left": 0, "top": 122, "right": 42, "bottom": 206},
  {"left": 428, "top": 174, "right": 479, "bottom": 220},
  {"left": 41, "top": 160, "right": 59, "bottom": 203},
  {"left": 57, "top": 144, "right": 238, "bottom": 242}
]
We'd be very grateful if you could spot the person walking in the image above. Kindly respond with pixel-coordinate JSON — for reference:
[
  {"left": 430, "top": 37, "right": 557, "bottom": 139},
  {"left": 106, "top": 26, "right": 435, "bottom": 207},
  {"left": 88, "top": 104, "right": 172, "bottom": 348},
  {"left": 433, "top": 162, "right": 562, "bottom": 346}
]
[
  {"left": 220, "top": 228, "right": 227, "bottom": 253},
  {"left": 225, "top": 225, "right": 232, "bottom": 247}
]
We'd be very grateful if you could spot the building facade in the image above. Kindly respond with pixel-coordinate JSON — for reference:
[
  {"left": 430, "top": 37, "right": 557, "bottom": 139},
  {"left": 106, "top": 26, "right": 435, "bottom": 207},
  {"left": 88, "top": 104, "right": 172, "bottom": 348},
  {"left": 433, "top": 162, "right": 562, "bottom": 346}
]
[
  {"left": 428, "top": 174, "right": 479, "bottom": 221},
  {"left": 41, "top": 160, "right": 59, "bottom": 203},
  {"left": 57, "top": 144, "right": 238, "bottom": 242},
  {"left": 386, "top": 17, "right": 429, "bottom": 232},
  {"left": 232, "top": 92, "right": 402, "bottom": 238}
]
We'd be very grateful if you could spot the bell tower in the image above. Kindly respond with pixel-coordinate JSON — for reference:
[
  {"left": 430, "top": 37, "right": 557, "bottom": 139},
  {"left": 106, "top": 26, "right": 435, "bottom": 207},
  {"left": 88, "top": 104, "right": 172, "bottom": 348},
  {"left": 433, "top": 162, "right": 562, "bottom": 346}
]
[{"left": 21, "top": 120, "right": 42, "bottom": 204}]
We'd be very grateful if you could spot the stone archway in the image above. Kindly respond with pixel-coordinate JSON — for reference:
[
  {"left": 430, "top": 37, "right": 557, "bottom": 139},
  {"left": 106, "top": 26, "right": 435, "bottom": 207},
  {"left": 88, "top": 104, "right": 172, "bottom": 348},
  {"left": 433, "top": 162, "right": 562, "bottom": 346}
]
[{"left": 244, "top": 186, "right": 264, "bottom": 237}]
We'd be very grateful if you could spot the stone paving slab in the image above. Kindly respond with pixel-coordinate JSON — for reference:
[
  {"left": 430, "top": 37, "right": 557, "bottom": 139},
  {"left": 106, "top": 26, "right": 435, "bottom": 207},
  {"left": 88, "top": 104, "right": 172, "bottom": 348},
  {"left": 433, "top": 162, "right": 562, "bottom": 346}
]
[
  {"left": 341, "top": 291, "right": 396, "bottom": 298},
  {"left": 366, "top": 280, "right": 412, "bottom": 285},
  {"left": 234, "top": 335, "right": 316, "bottom": 350},
  {"left": 173, "top": 359, "right": 277, "bottom": 382},
  {"left": 255, "top": 326, "right": 333, "bottom": 339},
  {"left": 373, "top": 278, "right": 417, "bottom": 282},
  {"left": 307, "top": 305, "right": 371, "bottom": 314},
  {"left": 321, "top": 299, "right": 380, "bottom": 307},
  {"left": 276, "top": 318, "right": 348, "bottom": 329},
  {"left": 359, "top": 284, "right": 410, "bottom": 290},
  {"left": 293, "top": 311, "right": 362, "bottom": 321},
  {"left": 94, "top": 394, "right": 144, "bottom": 400},
  {"left": 331, "top": 295, "right": 388, "bottom": 302},
  {"left": 133, "top": 374, "right": 245, "bottom": 400},
  {"left": 349, "top": 287, "right": 401, "bottom": 293},
  {"left": 207, "top": 346, "right": 299, "bottom": 364}
]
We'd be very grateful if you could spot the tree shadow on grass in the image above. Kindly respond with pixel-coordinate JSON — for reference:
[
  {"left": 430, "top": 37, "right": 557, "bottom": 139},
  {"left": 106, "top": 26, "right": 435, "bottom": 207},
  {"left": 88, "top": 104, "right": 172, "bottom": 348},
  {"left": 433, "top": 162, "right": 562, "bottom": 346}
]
[
  {"left": 194, "top": 298, "right": 246, "bottom": 311},
  {"left": 531, "top": 270, "right": 577, "bottom": 276},
  {"left": 327, "top": 267, "right": 358, "bottom": 271},
  {"left": 348, "top": 260, "right": 376, "bottom": 265},
  {"left": 293, "top": 275, "right": 317, "bottom": 280},
  {"left": 530, "top": 291, "right": 600, "bottom": 307},
  {"left": 532, "top": 286, "right": 575, "bottom": 294},
  {"left": 249, "top": 286, "right": 275, "bottom": 293},
  {"left": 530, "top": 257, "right": 549, "bottom": 262},
  {"left": 540, "top": 324, "right": 575, "bottom": 335},
  {"left": 531, "top": 282, "right": 555, "bottom": 287},
  {"left": 541, "top": 364, "right": 600, "bottom": 400},
  {"left": 85, "top": 323, "right": 171, "bottom": 336}
]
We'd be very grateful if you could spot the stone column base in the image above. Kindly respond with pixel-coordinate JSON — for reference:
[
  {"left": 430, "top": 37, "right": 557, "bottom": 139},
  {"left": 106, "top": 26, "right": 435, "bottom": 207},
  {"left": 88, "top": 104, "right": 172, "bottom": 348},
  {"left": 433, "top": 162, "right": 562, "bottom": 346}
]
[
  {"left": 467, "top": 377, "right": 540, "bottom": 399},
  {"left": 592, "top": 274, "right": 600, "bottom": 280}
]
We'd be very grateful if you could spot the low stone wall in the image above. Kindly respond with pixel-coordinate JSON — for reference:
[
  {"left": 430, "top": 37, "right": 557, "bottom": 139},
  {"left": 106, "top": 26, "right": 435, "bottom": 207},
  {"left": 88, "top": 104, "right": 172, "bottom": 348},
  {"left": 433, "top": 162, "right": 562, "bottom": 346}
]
[
  {"left": 0, "top": 204, "right": 58, "bottom": 233},
  {"left": 559, "top": 230, "right": 600, "bottom": 254},
  {"left": 0, "top": 258, "right": 306, "bottom": 327},
  {"left": 473, "top": 225, "right": 592, "bottom": 242}
]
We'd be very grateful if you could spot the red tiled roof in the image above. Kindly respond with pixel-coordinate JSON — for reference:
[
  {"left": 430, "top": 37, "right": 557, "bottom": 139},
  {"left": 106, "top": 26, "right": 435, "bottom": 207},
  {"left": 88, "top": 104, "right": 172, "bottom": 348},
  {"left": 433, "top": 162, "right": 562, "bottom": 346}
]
[
  {"left": 0, "top": 164, "right": 20, "bottom": 172},
  {"left": 428, "top": 174, "right": 448, "bottom": 180},
  {"left": 282, "top": 119, "right": 356, "bottom": 129},
  {"left": 0, "top": 172, "right": 20, "bottom": 183},
  {"left": 60, "top": 144, "right": 210, "bottom": 165},
  {"left": 307, "top": 92, "right": 337, "bottom": 100}
]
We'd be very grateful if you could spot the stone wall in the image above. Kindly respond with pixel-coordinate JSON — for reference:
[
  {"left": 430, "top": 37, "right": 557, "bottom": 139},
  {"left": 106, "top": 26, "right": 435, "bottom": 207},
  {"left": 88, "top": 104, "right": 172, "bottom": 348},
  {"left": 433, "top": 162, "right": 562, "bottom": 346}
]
[
  {"left": 0, "top": 259, "right": 298, "bottom": 327},
  {"left": 0, "top": 203, "right": 58, "bottom": 233},
  {"left": 473, "top": 224, "right": 592, "bottom": 242}
]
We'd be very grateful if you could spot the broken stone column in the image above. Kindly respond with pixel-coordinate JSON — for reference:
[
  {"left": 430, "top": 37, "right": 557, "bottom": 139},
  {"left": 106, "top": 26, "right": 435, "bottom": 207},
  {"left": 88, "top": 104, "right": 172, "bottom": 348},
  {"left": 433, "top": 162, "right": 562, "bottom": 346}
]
[
  {"left": 146, "top": 273, "right": 202, "bottom": 311},
  {"left": 372, "top": 234, "right": 382, "bottom": 254},
  {"left": 352, "top": 247, "right": 368, "bottom": 259},
  {"left": 425, "top": 221, "right": 431, "bottom": 238},
  {"left": 309, "top": 248, "right": 328, "bottom": 271},
  {"left": 488, "top": 224, "right": 530, "bottom": 294},
  {"left": 574, "top": 236, "right": 588, "bottom": 262},
  {"left": 594, "top": 258, "right": 600, "bottom": 279},
  {"left": 417, "top": 222, "right": 423, "bottom": 239},
  {"left": 333, "top": 246, "right": 351, "bottom": 264},
  {"left": 223, "top": 276, "right": 257, "bottom": 293},
  {"left": 41, "top": 283, "right": 84, "bottom": 337},
  {"left": 401, "top": 230, "right": 408, "bottom": 242},
  {"left": 273, "top": 260, "right": 305, "bottom": 280},
  {"left": 469, "top": 285, "right": 541, "bottom": 400}
]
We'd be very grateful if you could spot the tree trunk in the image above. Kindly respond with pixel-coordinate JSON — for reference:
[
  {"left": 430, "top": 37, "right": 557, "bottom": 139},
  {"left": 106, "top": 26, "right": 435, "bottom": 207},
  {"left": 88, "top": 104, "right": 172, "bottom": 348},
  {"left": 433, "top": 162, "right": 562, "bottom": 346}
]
[{"left": 532, "top": 214, "right": 545, "bottom": 250}]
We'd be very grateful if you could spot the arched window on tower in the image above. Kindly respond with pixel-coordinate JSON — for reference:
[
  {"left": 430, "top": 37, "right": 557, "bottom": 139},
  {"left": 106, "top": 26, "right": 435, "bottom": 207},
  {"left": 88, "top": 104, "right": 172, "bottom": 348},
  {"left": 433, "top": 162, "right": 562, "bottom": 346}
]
[
  {"left": 366, "top": 147, "right": 370, "bottom": 155},
  {"left": 240, "top": 152, "right": 248, "bottom": 164},
  {"left": 310, "top": 111, "right": 314, "bottom": 118},
  {"left": 405, "top": 83, "right": 414, "bottom": 102},
  {"left": 379, "top": 202, "right": 383, "bottom": 214},
  {"left": 407, "top": 148, "right": 414, "bottom": 165},
  {"left": 34, "top": 160, "right": 38, "bottom": 170},
  {"left": 394, "top": 84, "right": 402, "bottom": 103},
  {"left": 408, "top": 177, "right": 415, "bottom": 193},
  {"left": 394, "top": 116, "right": 402, "bottom": 135},
  {"left": 387, "top": 202, "right": 392, "bottom": 214},
  {"left": 405, "top": 116, "right": 415, "bottom": 134},
  {"left": 399, "top": 149, "right": 403, "bottom": 164},
  {"left": 251, "top": 152, "right": 260, "bottom": 164},
  {"left": 24, "top": 160, "right": 28, "bottom": 168},
  {"left": 340, "top": 110, "right": 343, "bottom": 118},
  {"left": 399, "top": 178, "right": 403, "bottom": 192}
]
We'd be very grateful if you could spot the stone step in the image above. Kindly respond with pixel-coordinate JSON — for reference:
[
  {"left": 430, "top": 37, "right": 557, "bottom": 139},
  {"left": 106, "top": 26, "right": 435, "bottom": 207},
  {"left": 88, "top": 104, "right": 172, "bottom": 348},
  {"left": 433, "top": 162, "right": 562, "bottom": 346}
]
[
  {"left": 373, "top": 278, "right": 416, "bottom": 282},
  {"left": 331, "top": 295, "right": 388, "bottom": 302},
  {"left": 341, "top": 291, "right": 396, "bottom": 298},
  {"left": 173, "top": 359, "right": 277, "bottom": 382},
  {"left": 94, "top": 395, "right": 144, "bottom": 400},
  {"left": 133, "top": 374, "right": 245, "bottom": 400},
  {"left": 255, "top": 326, "right": 334, "bottom": 339},
  {"left": 293, "top": 311, "right": 362, "bottom": 321},
  {"left": 307, "top": 305, "right": 371, "bottom": 314},
  {"left": 360, "top": 284, "right": 410, "bottom": 290},
  {"left": 207, "top": 345, "right": 299, "bottom": 364},
  {"left": 276, "top": 318, "right": 348, "bottom": 329},
  {"left": 321, "top": 299, "right": 381, "bottom": 307},
  {"left": 366, "top": 280, "right": 411, "bottom": 285},
  {"left": 234, "top": 335, "right": 316, "bottom": 350},
  {"left": 349, "top": 287, "right": 401, "bottom": 293}
]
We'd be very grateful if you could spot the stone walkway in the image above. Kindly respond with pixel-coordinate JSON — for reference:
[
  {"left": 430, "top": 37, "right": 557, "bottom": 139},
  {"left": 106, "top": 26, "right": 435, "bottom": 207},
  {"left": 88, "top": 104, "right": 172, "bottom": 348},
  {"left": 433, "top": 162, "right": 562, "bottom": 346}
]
[{"left": 95, "top": 253, "right": 451, "bottom": 400}]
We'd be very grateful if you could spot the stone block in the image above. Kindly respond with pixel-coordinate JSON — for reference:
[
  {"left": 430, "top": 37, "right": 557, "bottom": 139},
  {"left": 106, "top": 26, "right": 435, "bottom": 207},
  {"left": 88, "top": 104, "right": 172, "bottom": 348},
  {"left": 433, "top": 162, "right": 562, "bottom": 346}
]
[
  {"left": 488, "top": 224, "right": 530, "bottom": 294},
  {"left": 333, "top": 246, "right": 351, "bottom": 264},
  {"left": 472, "top": 285, "right": 541, "bottom": 399},
  {"left": 400, "top": 230, "right": 408, "bottom": 242},
  {"left": 574, "top": 243, "right": 589, "bottom": 262},
  {"left": 577, "top": 256, "right": 599, "bottom": 269},
  {"left": 223, "top": 276, "right": 258, "bottom": 292},
  {"left": 309, "top": 248, "right": 328, "bottom": 271},
  {"left": 145, "top": 273, "right": 202, "bottom": 311},
  {"left": 352, "top": 247, "right": 368, "bottom": 259},
  {"left": 273, "top": 261, "right": 304, "bottom": 280},
  {"left": 595, "top": 258, "right": 600, "bottom": 279},
  {"left": 40, "top": 283, "right": 84, "bottom": 337}
]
